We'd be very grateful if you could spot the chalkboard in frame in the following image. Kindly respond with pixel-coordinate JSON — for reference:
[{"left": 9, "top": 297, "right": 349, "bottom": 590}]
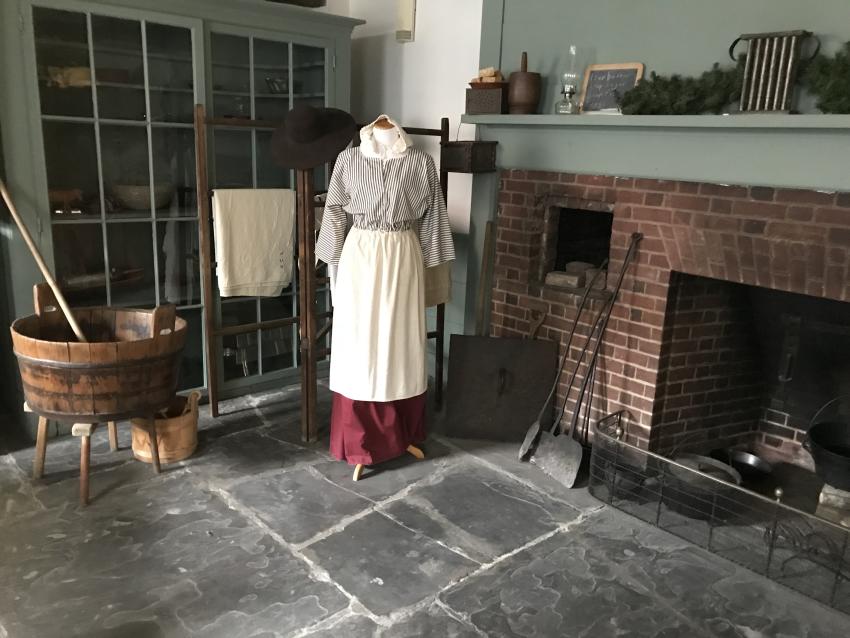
[{"left": 579, "top": 63, "right": 644, "bottom": 113}]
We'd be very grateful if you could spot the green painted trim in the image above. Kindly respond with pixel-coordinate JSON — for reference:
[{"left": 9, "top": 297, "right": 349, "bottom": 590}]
[
  {"left": 478, "top": 0, "right": 504, "bottom": 70},
  {"left": 31, "top": 0, "right": 364, "bottom": 31},
  {"left": 463, "top": 114, "right": 850, "bottom": 130}
]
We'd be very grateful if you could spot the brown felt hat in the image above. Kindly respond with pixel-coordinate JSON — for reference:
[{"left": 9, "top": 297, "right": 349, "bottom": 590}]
[{"left": 272, "top": 104, "right": 356, "bottom": 169}]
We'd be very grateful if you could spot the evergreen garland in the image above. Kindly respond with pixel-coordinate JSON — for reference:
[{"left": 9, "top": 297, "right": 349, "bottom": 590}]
[
  {"left": 801, "top": 41, "right": 850, "bottom": 113},
  {"left": 618, "top": 60, "right": 744, "bottom": 115}
]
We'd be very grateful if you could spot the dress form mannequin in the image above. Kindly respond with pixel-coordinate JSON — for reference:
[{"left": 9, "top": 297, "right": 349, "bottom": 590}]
[
  {"left": 372, "top": 118, "right": 400, "bottom": 149},
  {"left": 351, "top": 115, "right": 426, "bottom": 482}
]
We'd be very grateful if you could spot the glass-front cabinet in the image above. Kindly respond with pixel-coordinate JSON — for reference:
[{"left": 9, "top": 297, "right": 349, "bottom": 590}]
[
  {"left": 28, "top": 5, "right": 333, "bottom": 396},
  {"left": 33, "top": 6, "right": 205, "bottom": 391}
]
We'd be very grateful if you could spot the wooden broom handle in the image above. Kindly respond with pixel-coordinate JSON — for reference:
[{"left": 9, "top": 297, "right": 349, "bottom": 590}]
[{"left": 0, "top": 179, "right": 88, "bottom": 342}]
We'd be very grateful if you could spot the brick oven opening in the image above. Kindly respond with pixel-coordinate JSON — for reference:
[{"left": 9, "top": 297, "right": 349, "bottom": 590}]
[
  {"left": 654, "top": 272, "right": 850, "bottom": 467},
  {"left": 554, "top": 208, "right": 614, "bottom": 271}
]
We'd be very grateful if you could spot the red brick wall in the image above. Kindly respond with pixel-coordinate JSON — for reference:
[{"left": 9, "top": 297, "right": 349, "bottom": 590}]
[
  {"left": 490, "top": 170, "right": 850, "bottom": 450},
  {"left": 651, "top": 273, "right": 763, "bottom": 454}
]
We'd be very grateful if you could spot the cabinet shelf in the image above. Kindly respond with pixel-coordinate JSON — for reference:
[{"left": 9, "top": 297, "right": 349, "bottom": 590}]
[
  {"left": 35, "top": 37, "right": 193, "bottom": 64},
  {"left": 97, "top": 81, "right": 194, "bottom": 94},
  {"left": 51, "top": 211, "right": 198, "bottom": 223},
  {"left": 212, "top": 60, "right": 324, "bottom": 71},
  {"left": 41, "top": 113, "right": 194, "bottom": 128},
  {"left": 213, "top": 90, "right": 325, "bottom": 99}
]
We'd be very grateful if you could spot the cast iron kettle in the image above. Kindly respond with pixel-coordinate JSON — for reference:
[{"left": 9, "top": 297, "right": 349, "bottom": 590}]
[{"left": 804, "top": 396, "right": 850, "bottom": 491}]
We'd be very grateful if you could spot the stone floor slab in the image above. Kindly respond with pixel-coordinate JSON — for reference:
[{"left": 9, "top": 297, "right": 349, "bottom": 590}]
[
  {"left": 197, "top": 406, "right": 265, "bottom": 443},
  {"left": 0, "top": 473, "right": 347, "bottom": 637},
  {"left": 382, "top": 604, "right": 481, "bottom": 637},
  {"left": 440, "top": 527, "right": 704, "bottom": 638},
  {"left": 311, "top": 437, "right": 455, "bottom": 502},
  {"left": 229, "top": 467, "right": 372, "bottom": 544},
  {"left": 300, "top": 614, "right": 379, "bottom": 638},
  {"left": 0, "top": 457, "right": 42, "bottom": 521},
  {"left": 302, "top": 511, "right": 476, "bottom": 616},
  {"left": 10, "top": 422, "right": 136, "bottom": 485},
  {"left": 383, "top": 463, "right": 579, "bottom": 562},
  {"left": 438, "top": 435, "right": 603, "bottom": 513},
  {"left": 301, "top": 605, "right": 480, "bottom": 637},
  {"left": 187, "top": 429, "right": 323, "bottom": 487}
]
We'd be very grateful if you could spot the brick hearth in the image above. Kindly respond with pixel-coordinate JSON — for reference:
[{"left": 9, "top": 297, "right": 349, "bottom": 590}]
[{"left": 490, "top": 170, "right": 850, "bottom": 458}]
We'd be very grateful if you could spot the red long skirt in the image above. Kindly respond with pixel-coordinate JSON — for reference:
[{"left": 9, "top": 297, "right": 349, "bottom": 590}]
[{"left": 329, "top": 391, "right": 427, "bottom": 466}]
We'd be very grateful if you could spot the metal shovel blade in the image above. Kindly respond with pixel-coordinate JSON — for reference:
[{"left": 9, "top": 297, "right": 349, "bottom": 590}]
[
  {"left": 518, "top": 419, "right": 542, "bottom": 460},
  {"left": 531, "top": 429, "right": 584, "bottom": 487}
]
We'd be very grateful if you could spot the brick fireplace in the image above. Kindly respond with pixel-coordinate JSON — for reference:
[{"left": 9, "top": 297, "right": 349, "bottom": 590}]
[{"left": 490, "top": 170, "right": 850, "bottom": 465}]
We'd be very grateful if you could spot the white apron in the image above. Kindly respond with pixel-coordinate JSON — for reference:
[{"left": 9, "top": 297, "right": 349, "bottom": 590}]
[{"left": 329, "top": 228, "right": 426, "bottom": 402}]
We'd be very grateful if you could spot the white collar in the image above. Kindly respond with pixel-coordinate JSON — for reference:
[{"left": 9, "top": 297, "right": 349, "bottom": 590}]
[{"left": 359, "top": 114, "right": 412, "bottom": 159}]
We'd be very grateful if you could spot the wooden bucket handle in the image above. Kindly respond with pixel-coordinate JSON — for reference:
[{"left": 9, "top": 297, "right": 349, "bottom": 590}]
[
  {"left": 33, "top": 283, "right": 60, "bottom": 316},
  {"left": 184, "top": 390, "right": 201, "bottom": 417},
  {"left": 151, "top": 304, "right": 176, "bottom": 339}
]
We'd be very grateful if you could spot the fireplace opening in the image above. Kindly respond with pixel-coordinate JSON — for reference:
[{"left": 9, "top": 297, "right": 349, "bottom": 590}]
[
  {"left": 554, "top": 208, "right": 613, "bottom": 271},
  {"left": 654, "top": 272, "right": 850, "bottom": 466}
]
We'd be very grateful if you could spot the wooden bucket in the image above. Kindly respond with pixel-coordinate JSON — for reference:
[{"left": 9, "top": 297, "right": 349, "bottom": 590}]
[
  {"left": 10, "top": 285, "right": 187, "bottom": 422},
  {"left": 131, "top": 391, "right": 200, "bottom": 464}
]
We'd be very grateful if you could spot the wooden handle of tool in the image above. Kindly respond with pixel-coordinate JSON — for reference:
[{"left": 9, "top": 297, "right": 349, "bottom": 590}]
[
  {"left": 474, "top": 220, "right": 495, "bottom": 337},
  {"left": 521, "top": 51, "right": 528, "bottom": 73},
  {"left": 0, "top": 179, "right": 88, "bottom": 342}
]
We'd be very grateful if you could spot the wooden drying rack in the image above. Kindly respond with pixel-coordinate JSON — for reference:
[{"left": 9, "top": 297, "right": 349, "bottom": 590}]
[{"left": 194, "top": 104, "right": 449, "bottom": 441}]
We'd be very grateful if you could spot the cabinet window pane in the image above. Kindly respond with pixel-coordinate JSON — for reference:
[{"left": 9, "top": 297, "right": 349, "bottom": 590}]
[
  {"left": 211, "top": 33, "right": 250, "bottom": 119},
  {"left": 178, "top": 307, "right": 205, "bottom": 390},
  {"left": 54, "top": 225, "right": 107, "bottom": 305},
  {"left": 42, "top": 121, "right": 101, "bottom": 218},
  {"left": 256, "top": 130, "right": 291, "bottom": 188},
  {"left": 212, "top": 130, "right": 252, "bottom": 188},
  {"left": 152, "top": 127, "right": 196, "bottom": 218},
  {"left": 91, "top": 15, "right": 146, "bottom": 121},
  {"left": 106, "top": 222, "right": 156, "bottom": 307},
  {"left": 146, "top": 23, "right": 194, "bottom": 123},
  {"left": 157, "top": 220, "right": 200, "bottom": 306},
  {"left": 293, "top": 43, "right": 325, "bottom": 109},
  {"left": 221, "top": 300, "right": 259, "bottom": 380},
  {"left": 33, "top": 8, "right": 93, "bottom": 118},
  {"left": 260, "top": 294, "right": 295, "bottom": 373},
  {"left": 254, "top": 38, "right": 290, "bottom": 122},
  {"left": 101, "top": 125, "right": 154, "bottom": 216}
]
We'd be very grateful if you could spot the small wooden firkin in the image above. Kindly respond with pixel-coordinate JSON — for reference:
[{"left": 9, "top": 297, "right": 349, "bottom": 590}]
[
  {"left": 131, "top": 391, "right": 200, "bottom": 464},
  {"left": 465, "top": 87, "right": 507, "bottom": 114},
  {"left": 440, "top": 141, "right": 498, "bottom": 173}
]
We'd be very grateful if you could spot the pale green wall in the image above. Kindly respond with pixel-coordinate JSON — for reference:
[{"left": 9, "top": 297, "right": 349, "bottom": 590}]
[
  {"left": 463, "top": 0, "right": 850, "bottom": 337},
  {"left": 490, "top": 0, "right": 850, "bottom": 115}
]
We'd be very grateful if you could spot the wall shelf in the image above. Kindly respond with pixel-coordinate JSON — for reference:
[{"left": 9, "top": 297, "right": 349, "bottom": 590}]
[{"left": 461, "top": 113, "right": 850, "bottom": 191}]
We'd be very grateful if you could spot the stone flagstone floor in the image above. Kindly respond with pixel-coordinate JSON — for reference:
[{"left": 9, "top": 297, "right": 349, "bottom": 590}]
[{"left": 1, "top": 385, "right": 850, "bottom": 637}]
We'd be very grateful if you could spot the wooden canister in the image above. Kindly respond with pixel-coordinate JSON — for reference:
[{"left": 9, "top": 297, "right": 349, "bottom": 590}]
[
  {"left": 508, "top": 51, "right": 541, "bottom": 114},
  {"left": 131, "top": 391, "right": 200, "bottom": 464}
]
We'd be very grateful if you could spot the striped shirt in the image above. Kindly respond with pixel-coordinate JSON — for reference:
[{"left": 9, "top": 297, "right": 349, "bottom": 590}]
[{"left": 315, "top": 146, "right": 455, "bottom": 268}]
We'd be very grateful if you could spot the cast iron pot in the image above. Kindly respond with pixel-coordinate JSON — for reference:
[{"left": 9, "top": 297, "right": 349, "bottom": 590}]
[
  {"left": 662, "top": 454, "right": 743, "bottom": 521},
  {"left": 804, "top": 398, "right": 850, "bottom": 491}
]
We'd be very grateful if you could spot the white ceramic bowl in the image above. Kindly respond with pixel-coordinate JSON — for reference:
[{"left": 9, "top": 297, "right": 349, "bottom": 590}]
[{"left": 112, "top": 183, "right": 174, "bottom": 210}]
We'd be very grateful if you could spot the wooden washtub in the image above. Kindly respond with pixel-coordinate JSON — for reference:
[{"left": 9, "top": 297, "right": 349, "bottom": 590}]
[{"left": 10, "top": 289, "right": 187, "bottom": 423}]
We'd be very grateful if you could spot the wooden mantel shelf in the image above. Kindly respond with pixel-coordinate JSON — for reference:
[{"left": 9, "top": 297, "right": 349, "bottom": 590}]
[
  {"left": 459, "top": 113, "right": 850, "bottom": 192},
  {"left": 461, "top": 113, "right": 850, "bottom": 130}
]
